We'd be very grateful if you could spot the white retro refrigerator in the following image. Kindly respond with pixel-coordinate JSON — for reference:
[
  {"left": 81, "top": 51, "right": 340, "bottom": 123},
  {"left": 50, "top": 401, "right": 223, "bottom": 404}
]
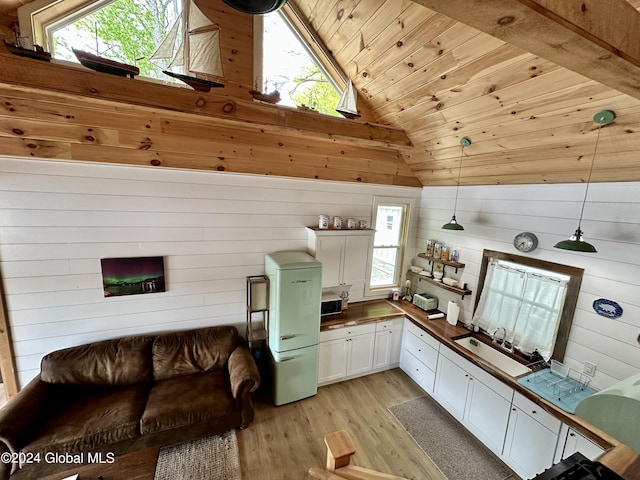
[{"left": 265, "top": 251, "right": 322, "bottom": 406}]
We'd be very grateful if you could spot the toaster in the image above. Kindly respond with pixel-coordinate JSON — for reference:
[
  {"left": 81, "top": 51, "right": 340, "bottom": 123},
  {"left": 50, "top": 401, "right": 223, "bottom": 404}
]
[{"left": 412, "top": 293, "right": 438, "bottom": 311}]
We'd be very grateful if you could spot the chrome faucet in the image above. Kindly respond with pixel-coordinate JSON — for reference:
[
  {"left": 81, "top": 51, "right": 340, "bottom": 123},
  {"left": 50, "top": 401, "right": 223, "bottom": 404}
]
[
  {"left": 492, "top": 327, "right": 506, "bottom": 345},
  {"left": 493, "top": 327, "right": 515, "bottom": 352}
]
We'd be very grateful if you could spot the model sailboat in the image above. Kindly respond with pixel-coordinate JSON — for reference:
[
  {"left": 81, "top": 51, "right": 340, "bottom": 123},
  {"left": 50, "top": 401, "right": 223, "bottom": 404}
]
[
  {"left": 151, "top": 0, "right": 224, "bottom": 91},
  {"left": 336, "top": 80, "right": 361, "bottom": 119}
]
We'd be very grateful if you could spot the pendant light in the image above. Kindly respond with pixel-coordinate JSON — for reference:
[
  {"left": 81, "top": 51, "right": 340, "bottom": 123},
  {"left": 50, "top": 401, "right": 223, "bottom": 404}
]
[
  {"left": 442, "top": 136, "right": 471, "bottom": 230},
  {"left": 221, "top": 0, "right": 288, "bottom": 14},
  {"left": 554, "top": 110, "right": 615, "bottom": 253}
]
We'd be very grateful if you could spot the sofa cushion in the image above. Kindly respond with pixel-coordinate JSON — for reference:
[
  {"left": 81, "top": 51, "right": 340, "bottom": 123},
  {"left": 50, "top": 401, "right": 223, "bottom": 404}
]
[
  {"left": 22, "top": 384, "right": 149, "bottom": 459},
  {"left": 40, "top": 336, "right": 153, "bottom": 386},
  {"left": 152, "top": 325, "right": 239, "bottom": 381},
  {"left": 140, "top": 370, "right": 235, "bottom": 435}
]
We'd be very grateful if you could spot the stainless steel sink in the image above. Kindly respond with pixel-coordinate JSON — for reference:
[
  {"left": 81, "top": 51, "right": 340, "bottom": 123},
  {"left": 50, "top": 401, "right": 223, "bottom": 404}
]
[{"left": 454, "top": 336, "right": 532, "bottom": 377}]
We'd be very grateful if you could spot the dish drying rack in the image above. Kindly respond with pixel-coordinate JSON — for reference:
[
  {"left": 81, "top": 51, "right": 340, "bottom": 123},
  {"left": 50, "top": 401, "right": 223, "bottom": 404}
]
[{"left": 518, "top": 360, "right": 596, "bottom": 413}]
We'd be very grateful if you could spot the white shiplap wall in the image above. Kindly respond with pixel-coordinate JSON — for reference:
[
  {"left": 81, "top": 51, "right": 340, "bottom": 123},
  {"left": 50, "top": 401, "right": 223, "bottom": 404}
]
[
  {"left": 417, "top": 183, "right": 640, "bottom": 391},
  {"left": 0, "top": 156, "right": 421, "bottom": 387}
]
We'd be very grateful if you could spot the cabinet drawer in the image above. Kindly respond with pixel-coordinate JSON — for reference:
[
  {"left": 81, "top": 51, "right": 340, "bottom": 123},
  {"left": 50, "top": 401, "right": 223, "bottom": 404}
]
[
  {"left": 513, "top": 392, "right": 561, "bottom": 433},
  {"left": 321, "top": 323, "right": 376, "bottom": 342},
  {"left": 376, "top": 317, "right": 404, "bottom": 332},
  {"left": 400, "top": 349, "right": 435, "bottom": 393},
  {"left": 404, "top": 331, "right": 439, "bottom": 370},
  {"left": 404, "top": 320, "right": 440, "bottom": 350}
]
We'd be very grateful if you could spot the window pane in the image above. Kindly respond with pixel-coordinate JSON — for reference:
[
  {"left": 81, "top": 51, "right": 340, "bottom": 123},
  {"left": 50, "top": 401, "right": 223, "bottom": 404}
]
[
  {"left": 262, "top": 12, "right": 341, "bottom": 115},
  {"left": 472, "top": 261, "right": 568, "bottom": 359},
  {"left": 374, "top": 205, "right": 404, "bottom": 246},
  {"left": 370, "top": 247, "right": 399, "bottom": 287},
  {"left": 48, "top": 0, "right": 179, "bottom": 81}
]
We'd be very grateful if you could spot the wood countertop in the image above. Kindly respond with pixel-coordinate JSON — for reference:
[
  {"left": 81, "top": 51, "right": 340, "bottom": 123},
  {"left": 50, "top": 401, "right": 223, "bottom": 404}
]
[{"left": 325, "top": 298, "right": 639, "bottom": 479}]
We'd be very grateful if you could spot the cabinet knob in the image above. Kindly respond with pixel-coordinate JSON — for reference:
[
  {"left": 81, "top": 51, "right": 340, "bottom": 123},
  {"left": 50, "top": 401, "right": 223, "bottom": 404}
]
[
  {"left": 531, "top": 410, "right": 537, "bottom": 415},
  {"left": 512, "top": 408, "right": 517, "bottom": 412}
]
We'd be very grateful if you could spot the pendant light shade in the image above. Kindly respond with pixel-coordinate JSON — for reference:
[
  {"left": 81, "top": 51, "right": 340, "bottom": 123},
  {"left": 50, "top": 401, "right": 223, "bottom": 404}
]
[
  {"left": 442, "top": 137, "right": 470, "bottom": 230},
  {"left": 554, "top": 110, "right": 615, "bottom": 253},
  {"left": 222, "top": 0, "right": 287, "bottom": 14},
  {"left": 553, "top": 227, "right": 597, "bottom": 253}
]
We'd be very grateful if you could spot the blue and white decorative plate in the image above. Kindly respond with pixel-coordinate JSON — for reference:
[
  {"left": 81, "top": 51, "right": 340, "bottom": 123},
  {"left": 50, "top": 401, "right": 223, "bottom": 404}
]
[{"left": 592, "top": 298, "right": 623, "bottom": 318}]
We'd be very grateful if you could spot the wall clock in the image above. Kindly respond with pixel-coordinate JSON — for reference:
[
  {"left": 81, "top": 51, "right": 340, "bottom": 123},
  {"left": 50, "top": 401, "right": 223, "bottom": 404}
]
[{"left": 513, "top": 232, "right": 538, "bottom": 253}]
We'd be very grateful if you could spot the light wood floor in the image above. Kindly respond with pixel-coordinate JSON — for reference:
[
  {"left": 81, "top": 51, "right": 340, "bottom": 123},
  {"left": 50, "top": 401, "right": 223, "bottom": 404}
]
[{"left": 236, "top": 368, "right": 447, "bottom": 480}]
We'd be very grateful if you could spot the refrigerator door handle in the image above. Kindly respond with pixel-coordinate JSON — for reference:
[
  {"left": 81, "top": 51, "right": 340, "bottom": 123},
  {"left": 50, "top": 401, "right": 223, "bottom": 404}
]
[
  {"left": 280, "top": 334, "right": 296, "bottom": 341},
  {"left": 279, "top": 356, "right": 296, "bottom": 362}
]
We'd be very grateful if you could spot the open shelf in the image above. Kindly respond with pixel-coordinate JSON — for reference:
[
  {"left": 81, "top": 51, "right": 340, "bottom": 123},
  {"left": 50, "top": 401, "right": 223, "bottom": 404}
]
[
  {"left": 407, "top": 270, "right": 472, "bottom": 299},
  {"left": 417, "top": 253, "right": 465, "bottom": 270}
]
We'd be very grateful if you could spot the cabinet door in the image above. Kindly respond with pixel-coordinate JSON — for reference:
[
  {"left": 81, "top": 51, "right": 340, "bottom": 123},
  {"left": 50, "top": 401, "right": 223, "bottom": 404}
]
[
  {"left": 503, "top": 406, "right": 560, "bottom": 479},
  {"left": 347, "top": 331, "right": 375, "bottom": 376},
  {"left": 315, "top": 236, "right": 344, "bottom": 287},
  {"left": 558, "top": 426, "right": 604, "bottom": 461},
  {"left": 318, "top": 337, "right": 348, "bottom": 384},
  {"left": 434, "top": 354, "right": 469, "bottom": 420},
  {"left": 373, "top": 329, "right": 392, "bottom": 369},
  {"left": 373, "top": 318, "right": 403, "bottom": 369},
  {"left": 464, "top": 377, "right": 511, "bottom": 455},
  {"left": 342, "top": 235, "right": 372, "bottom": 284}
]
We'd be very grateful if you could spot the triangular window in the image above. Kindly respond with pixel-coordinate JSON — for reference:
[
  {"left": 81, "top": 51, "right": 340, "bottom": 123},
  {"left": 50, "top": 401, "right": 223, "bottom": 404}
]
[
  {"left": 259, "top": 10, "right": 341, "bottom": 116},
  {"left": 18, "top": 0, "right": 355, "bottom": 116}
]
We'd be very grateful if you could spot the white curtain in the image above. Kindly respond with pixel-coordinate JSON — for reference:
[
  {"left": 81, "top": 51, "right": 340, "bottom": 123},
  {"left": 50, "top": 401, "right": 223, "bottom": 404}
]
[{"left": 472, "top": 262, "right": 568, "bottom": 360}]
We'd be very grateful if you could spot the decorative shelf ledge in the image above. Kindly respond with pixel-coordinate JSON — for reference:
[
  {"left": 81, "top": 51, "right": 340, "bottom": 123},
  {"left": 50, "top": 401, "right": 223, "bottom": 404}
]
[{"left": 306, "top": 226, "right": 375, "bottom": 235}]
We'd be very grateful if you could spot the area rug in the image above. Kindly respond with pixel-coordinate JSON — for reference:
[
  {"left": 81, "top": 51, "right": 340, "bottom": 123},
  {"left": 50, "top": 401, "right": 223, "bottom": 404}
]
[
  {"left": 389, "top": 396, "right": 513, "bottom": 480},
  {"left": 154, "top": 430, "right": 241, "bottom": 480}
]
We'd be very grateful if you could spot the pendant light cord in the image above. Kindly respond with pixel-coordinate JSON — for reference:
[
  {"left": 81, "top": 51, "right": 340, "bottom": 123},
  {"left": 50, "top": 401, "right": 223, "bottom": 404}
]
[
  {"left": 452, "top": 145, "right": 464, "bottom": 214},
  {"left": 577, "top": 125, "right": 601, "bottom": 229}
]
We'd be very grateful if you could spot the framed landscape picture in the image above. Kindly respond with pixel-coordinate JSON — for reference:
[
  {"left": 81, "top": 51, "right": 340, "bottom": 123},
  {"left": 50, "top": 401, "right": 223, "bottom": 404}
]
[{"left": 101, "top": 256, "right": 166, "bottom": 297}]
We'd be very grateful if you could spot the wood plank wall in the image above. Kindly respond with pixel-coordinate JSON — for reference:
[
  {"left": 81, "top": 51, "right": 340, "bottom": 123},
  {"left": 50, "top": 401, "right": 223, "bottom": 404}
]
[
  {"left": 414, "top": 183, "right": 640, "bottom": 391},
  {"left": 2, "top": 155, "right": 638, "bottom": 392},
  {"left": 0, "top": 156, "right": 421, "bottom": 387}
]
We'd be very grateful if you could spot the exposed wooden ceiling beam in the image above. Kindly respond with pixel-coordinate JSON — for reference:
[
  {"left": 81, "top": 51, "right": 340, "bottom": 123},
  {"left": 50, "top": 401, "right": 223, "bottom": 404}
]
[
  {"left": 0, "top": 52, "right": 413, "bottom": 151},
  {"left": 412, "top": 0, "right": 640, "bottom": 100}
]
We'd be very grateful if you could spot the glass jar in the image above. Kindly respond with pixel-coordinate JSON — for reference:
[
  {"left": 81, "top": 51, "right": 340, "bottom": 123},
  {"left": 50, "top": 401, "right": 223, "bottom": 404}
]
[
  {"left": 441, "top": 246, "right": 450, "bottom": 261},
  {"left": 426, "top": 239, "right": 435, "bottom": 256},
  {"left": 433, "top": 242, "right": 442, "bottom": 259}
]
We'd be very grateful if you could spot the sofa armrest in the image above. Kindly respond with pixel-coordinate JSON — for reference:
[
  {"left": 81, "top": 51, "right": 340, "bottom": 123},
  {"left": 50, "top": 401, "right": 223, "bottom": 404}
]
[
  {"left": 228, "top": 341, "right": 260, "bottom": 399},
  {"left": 0, "top": 376, "right": 53, "bottom": 478}
]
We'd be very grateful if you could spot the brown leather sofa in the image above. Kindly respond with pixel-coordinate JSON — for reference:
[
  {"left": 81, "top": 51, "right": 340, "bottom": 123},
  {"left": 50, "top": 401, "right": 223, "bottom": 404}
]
[{"left": 0, "top": 325, "right": 260, "bottom": 479}]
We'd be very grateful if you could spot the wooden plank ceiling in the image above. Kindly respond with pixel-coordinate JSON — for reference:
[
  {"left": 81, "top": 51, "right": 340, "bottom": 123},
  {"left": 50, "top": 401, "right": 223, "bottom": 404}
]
[
  {"left": 2, "top": 0, "right": 640, "bottom": 186},
  {"left": 293, "top": 0, "right": 640, "bottom": 186}
]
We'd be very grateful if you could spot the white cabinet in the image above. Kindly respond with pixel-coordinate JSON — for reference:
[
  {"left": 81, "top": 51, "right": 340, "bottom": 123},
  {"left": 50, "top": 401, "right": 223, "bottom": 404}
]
[
  {"left": 434, "top": 344, "right": 514, "bottom": 456},
  {"left": 502, "top": 392, "right": 562, "bottom": 479},
  {"left": 399, "top": 320, "right": 440, "bottom": 394},
  {"left": 555, "top": 424, "right": 605, "bottom": 462},
  {"left": 373, "top": 318, "right": 403, "bottom": 370},
  {"left": 318, "top": 323, "right": 376, "bottom": 385},
  {"left": 307, "top": 228, "right": 375, "bottom": 301}
]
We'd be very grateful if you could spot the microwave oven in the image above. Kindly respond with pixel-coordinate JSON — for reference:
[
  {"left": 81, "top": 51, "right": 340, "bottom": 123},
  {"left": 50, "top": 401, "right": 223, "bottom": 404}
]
[{"left": 321, "top": 294, "right": 343, "bottom": 317}]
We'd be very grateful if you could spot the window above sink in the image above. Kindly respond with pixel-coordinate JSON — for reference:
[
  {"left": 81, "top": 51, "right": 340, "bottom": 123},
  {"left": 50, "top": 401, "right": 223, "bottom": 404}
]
[{"left": 471, "top": 250, "right": 584, "bottom": 363}]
